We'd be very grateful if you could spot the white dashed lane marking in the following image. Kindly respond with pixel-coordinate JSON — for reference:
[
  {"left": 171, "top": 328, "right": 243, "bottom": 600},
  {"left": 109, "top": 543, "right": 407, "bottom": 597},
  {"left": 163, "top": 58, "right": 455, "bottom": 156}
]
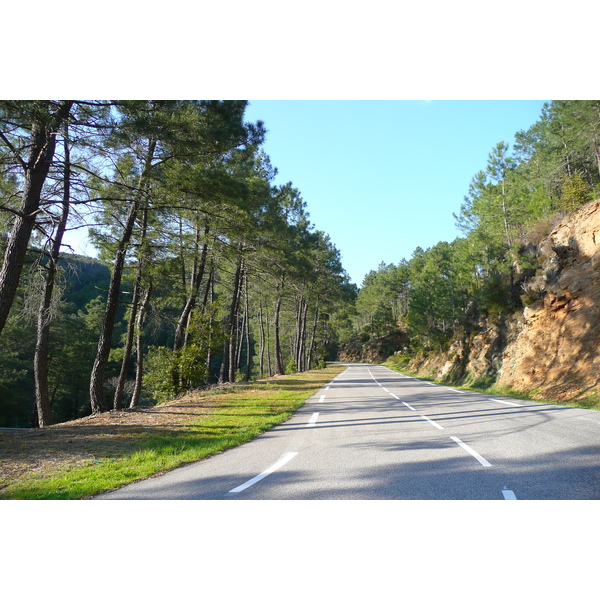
[
  {"left": 229, "top": 452, "right": 299, "bottom": 494},
  {"left": 306, "top": 413, "right": 319, "bottom": 427},
  {"left": 450, "top": 436, "right": 492, "bottom": 467}
]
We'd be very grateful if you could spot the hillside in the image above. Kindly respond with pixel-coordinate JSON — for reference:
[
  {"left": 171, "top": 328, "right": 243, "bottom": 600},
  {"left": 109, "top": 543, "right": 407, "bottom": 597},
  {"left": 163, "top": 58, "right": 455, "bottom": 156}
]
[
  {"left": 403, "top": 199, "right": 600, "bottom": 404},
  {"left": 499, "top": 199, "right": 600, "bottom": 400}
]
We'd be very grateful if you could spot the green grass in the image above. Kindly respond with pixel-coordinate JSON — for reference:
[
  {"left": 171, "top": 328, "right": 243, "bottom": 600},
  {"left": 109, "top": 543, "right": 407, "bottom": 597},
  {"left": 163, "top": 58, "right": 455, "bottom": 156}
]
[{"left": 1, "top": 366, "right": 344, "bottom": 500}]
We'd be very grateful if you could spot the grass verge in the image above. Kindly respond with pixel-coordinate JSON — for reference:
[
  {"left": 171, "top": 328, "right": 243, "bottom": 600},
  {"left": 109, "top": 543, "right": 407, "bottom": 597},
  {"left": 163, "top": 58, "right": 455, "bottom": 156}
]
[
  {"left": 380, "top": 360, "right": 600, "bottom": 411},
  {"left": 1, "top": 365, "right": 344, "bottom": 500}
]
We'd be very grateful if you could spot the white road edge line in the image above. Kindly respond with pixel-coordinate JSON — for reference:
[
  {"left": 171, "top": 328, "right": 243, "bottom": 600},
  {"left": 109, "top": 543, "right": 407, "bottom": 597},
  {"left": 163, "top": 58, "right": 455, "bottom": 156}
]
[
  {"left": 491, "top": 398, "right": 522, "bottom": 407},
  {"left": 449, "top": 388, "right": 467, "bottom": 394},
  {"left": 371, "top": 366, "right": 417, "bottom": 408},
  {"left": 319, "top": 395, "right": 325, "bottom": 403},
  {"left": 420, "top": 415, "right": 444, "bottom": 430},
  {"left": 450, "top": 436, "right": 492, "bottom": 467},
  {"left": 306, "top": 412, "right": 319, "bottom": 427},
  {"left": 502, "top": 489, "right": 517, "bottom": 500},
  {"left": 325, "top": 386, "right": 330, "bottom": 391},
  {"left": 229, "top": 452, "right": 299, "bottom": 494}
]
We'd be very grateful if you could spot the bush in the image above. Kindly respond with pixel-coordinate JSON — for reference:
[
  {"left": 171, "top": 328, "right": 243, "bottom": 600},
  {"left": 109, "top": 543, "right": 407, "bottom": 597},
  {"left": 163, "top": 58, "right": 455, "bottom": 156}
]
[
  {"left": 144, "top": 347, "right": 177, "bottom": 404},
  {"left": 557, "top": 171, "right": 593, "bottom": 212},
  {"left": 144, "top": 344, "right": 210, "bottom": 404}
]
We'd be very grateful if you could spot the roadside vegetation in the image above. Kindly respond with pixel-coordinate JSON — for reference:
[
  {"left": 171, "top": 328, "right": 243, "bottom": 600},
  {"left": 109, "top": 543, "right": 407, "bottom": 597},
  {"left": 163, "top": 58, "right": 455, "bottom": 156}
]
[
  {"left": 381, "top": 356, "right": 600, "bottom": 412},
  {"left": 0, "top": 365, "right": 344, "bottom": 500}
]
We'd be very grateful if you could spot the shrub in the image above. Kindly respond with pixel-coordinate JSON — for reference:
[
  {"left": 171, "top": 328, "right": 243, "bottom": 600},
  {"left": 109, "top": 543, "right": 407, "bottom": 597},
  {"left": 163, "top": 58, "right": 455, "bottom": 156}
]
[{"left": 557, "top": 171, "right": 593, "bottom": 212}]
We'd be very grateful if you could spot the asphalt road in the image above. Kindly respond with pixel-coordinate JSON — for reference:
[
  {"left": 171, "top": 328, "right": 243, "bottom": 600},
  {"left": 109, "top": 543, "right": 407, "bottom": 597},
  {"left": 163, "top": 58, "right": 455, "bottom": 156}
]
[{"left": 97, "top": 364, "right": 600, "bottom": 500}]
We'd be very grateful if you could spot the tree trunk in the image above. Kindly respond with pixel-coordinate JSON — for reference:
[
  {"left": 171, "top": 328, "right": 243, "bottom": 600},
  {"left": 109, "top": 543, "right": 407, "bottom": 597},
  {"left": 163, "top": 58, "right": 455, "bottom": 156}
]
[
  {"left": 204, "top": 270, "right": 215, "bottom": 384},
  {"left": 229, "top": 261, "right": 245, "bottom": 382},
  {"left": 244, "top": 275, "right": 252, "bottom": 381},
  {"left": 178, "top": 217, "right": 187, "bottom": 299},
  {"left": 219, "top": 253, "right": 244, "bottom": 383},
  {"left": 265, "top": 304, "right": 272, "bottom": 376},
  {"left": 258, "top": 301, "right": 265, "bottom": 377},
  {"left": 0, "top": 101, "right": 73, "bottom": 337},
  {"left": 130, "top": 281, "right": 152, "bottom": 408},
  {"left": 113, "top": 203, "right": 148, "bottom": 410},
  {"left": 33, "top": 119, "right": 72, "bottom": 427},
  {"left": 89, "top": 138, "right": 156, "bottom": 414},
  {"left": 299, "top": 298, "right": 309, "bottom": 372},
  {"left": 235, "top": 308, "right": 245, "bottom": 378},
  {"left": 113, "top": 274, "right": 140, "bottom": 410},
  {"left": 200, "top": 265, "right": 214, "bottom": 313},
  {"left": 307, "top": 305, "right": 320, "bottom": 370},
  {"left": 293, "top": 296, "right": 308, "bottom": 372},
  {"left": 273, "top": 274, "right": 285, "bottom": 375},
  {"left": 173, "top": 222, "right": 210, "bottom": 351}
]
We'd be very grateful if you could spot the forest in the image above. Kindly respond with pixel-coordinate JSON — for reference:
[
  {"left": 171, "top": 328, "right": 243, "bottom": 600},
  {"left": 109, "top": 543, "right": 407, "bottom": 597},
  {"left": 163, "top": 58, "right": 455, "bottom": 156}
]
[
  {"left": 2, "top": 100, "right": 599, "bottom": 430},
  {"left": 354, "top": 101, "right": 600, "bottom": 363},
  {"left": 0, "top": 101, "right": 356, "bottom": 428}
]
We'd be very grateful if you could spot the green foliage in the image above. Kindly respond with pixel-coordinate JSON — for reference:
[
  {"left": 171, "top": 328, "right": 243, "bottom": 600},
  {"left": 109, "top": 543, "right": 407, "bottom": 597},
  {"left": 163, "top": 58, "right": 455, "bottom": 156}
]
[
  {"left": 355, "top": 261, "right": 409, "bottom": 338},
  {"left": 58, "top": 256, "right": 111, "bottom": 313},
  {"left": 0, "top": 325, "right": 33, "bottom": 427},
  {"left": 285, "top": 357, "right": 298, "bottom": 374},
  {"left": 407, "top": 240, "right": 470, "bottom": 349},
  {"left": 557, "top": 171, "right": 593, "bottom": 212},
  {"left": 143, "top": 347, "right": 178, "bottom": 404},
  {"left": 144, "top": 307, "right": 225, "bottom": 403},
  {"left": 0, "top": 284, "right": 104, "bottom": 427}
]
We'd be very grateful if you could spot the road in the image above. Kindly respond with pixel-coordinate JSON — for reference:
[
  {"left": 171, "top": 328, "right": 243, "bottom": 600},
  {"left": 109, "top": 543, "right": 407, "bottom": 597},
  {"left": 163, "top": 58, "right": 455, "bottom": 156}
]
[{"left": 97, "top": 364, "right": 600, "bottom": 500}]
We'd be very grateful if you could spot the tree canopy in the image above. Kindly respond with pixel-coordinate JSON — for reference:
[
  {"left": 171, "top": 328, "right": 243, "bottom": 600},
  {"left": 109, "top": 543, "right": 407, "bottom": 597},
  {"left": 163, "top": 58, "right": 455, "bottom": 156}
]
[{"left": 0, "top": 100, "right": 355, "bottom": 427}]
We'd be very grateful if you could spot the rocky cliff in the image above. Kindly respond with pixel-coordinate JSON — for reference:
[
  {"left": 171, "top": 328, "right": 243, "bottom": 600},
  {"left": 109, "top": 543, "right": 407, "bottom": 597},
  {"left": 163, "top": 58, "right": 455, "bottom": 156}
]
[
  {"left": 498, "top": 199, "right": 600, "bottom": 401},
  {"left": 407, "top": 199, "right": 600, "bottom": 402}
]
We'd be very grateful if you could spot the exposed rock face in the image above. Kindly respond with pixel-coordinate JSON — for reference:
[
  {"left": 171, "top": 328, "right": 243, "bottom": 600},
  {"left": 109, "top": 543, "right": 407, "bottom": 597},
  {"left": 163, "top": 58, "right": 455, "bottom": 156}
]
[
  {"left": 407, "top": 315, "right": 520, "bottom": 386},
  {"left": 498, "top": 200, "right": 600, "bottom": 400},
  {"left": 407, "top": 199, "right": 600, "bottom": 402}
]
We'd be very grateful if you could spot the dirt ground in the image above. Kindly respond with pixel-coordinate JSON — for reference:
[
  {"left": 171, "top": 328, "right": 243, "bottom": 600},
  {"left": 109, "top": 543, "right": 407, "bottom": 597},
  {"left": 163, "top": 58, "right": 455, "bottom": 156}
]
[{"left": 0, "top": 389, "right": 226, "bottom": 491}]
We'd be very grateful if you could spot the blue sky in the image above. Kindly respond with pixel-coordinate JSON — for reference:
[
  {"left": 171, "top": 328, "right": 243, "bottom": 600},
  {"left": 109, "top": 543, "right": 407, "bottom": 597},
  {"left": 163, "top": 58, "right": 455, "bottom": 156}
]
[{"left": 243, "top": 100, "right": 548, "bottom": 285}]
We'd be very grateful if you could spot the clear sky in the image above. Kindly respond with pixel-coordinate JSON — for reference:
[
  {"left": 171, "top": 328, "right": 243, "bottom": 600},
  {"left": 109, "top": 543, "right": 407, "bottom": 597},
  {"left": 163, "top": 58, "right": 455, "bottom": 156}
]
[{"left": 243, "top": 100, "right": 548, "bottom": 286}]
